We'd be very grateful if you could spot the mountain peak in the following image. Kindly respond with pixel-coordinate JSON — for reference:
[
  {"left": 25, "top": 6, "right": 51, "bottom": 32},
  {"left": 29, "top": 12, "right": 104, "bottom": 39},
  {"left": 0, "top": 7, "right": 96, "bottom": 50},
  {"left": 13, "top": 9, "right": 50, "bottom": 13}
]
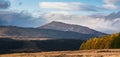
[
  {"left": 39, "top": 21, "right": 107, "bottom": 36},
  {"left": 50, "top": 21, "right": 61, "bottom": 23},
  {"left": 44, "top": 21, "right": 90, "bottom": 29},
  {"left": 49, "top": 21, "right": 70, "bottom": 25}
]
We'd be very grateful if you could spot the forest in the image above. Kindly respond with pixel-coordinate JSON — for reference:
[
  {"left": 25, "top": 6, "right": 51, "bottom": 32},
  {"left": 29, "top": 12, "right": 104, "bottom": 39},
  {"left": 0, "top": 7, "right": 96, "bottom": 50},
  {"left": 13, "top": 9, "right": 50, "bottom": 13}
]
[{"left": 80, "top": 32, "right": 120, "bottom": 50}]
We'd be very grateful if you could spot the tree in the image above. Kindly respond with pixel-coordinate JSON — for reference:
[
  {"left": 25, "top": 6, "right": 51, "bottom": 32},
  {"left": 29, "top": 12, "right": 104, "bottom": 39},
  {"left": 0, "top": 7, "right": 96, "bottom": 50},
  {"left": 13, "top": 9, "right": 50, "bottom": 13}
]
[{"left": 80, "top": 32, "right": 120, "bottom": 50}]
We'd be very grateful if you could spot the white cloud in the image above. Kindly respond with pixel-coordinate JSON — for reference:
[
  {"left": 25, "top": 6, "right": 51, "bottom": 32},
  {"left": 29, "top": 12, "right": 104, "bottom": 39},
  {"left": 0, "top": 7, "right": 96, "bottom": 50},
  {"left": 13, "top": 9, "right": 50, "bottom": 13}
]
[
  {"left": 103, "top": 4, "right": 117, "bottom": 9},
  {"left": 103, "top": 0, "right": 120, "bottom": 9},
  {"left": 48, "top": 11, "right": 70, "bottom": 15},
  {"left": 42, "top": 13, "right": 120, "bottom": 34},
  {"left": 39, "top": 2, "right": 82, "bottom": 10},
  {"left": 39, "top": 2, "right": 103, "bottom": 11}
]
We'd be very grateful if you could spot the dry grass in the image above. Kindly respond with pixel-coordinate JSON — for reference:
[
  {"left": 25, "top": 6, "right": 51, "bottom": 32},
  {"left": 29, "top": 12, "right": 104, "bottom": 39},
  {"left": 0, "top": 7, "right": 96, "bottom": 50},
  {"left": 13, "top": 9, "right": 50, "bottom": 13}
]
[{"left": 0, "top": 49, "right": 120, "bottom": 57}]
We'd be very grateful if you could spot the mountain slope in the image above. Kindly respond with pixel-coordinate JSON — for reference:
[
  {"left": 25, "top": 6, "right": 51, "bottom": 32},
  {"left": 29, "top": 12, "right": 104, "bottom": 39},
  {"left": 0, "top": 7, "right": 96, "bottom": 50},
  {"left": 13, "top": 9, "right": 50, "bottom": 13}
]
[
  {"left": 0, "top": 26, "right": 97, "bottom": 40},
  {"left": 39, "top": 21, "right": 107, "bottom": 36}
]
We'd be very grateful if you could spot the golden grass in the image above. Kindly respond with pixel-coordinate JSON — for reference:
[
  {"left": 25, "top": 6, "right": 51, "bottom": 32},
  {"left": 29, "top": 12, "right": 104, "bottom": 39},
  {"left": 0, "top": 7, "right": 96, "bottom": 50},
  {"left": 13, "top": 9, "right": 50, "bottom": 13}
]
[{"left": 0, "top": 49, "right": 120, "bottom": 57}]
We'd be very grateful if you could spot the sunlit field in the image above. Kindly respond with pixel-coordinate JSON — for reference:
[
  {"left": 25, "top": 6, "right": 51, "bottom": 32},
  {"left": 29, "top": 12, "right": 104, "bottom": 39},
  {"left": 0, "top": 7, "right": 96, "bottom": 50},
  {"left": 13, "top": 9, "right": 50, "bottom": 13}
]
[{"left": 0, "top": 49, "right": 120, "bottom": 57}]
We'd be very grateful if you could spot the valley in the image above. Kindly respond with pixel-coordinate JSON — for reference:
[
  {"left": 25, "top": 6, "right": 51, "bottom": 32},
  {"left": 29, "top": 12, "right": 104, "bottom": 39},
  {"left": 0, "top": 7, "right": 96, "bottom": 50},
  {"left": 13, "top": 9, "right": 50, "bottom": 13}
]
[
  {"left": 0, "top": 0, "right": 120, "bottom": 57},
  {"left": 0, "top": 22, "right": 119, "bottom": 57}
]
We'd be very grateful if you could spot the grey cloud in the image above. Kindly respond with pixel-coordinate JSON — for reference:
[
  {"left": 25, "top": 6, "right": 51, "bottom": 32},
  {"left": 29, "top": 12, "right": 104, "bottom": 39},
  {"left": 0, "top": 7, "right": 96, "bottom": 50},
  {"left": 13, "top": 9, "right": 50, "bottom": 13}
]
[
  {"left": 18, "top": 2, "right": 22, "bottom": 6},
  {"left": 77, "top": 4, "right": 105, "bottom": 12},
  {"left": 89, "top": 11, "right": 120, "bottom": 21},
  {"left": 0, "top": 0, "right": 10, "bottom": 9},
  {"left": 105, "top": 11, "right": 120, "bottom": 20},
  {"left": 0, "top": 11, "right": 47, "bottom": 27}
]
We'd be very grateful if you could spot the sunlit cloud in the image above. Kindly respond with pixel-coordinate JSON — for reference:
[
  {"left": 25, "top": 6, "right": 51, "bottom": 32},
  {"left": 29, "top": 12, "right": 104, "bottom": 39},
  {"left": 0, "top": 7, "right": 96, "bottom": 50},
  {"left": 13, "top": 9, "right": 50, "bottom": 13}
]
[
  {"left": 103, "top": 0, "right": 120, "bottom": 9},
  {"left": 39, "top": 2, "right": 104, "bottom": 12}
]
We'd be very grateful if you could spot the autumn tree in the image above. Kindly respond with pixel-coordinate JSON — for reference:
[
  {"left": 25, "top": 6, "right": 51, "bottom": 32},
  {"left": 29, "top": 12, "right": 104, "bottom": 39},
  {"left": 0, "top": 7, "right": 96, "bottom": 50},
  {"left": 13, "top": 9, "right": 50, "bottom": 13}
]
[{"left": 80, "top": 32, "right": 120, "bottom": 50}]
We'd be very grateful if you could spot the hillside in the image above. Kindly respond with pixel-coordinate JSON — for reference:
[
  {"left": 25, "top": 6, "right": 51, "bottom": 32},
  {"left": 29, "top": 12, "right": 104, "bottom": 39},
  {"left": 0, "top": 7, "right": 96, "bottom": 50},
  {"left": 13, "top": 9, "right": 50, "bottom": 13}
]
[
  {"left": 0, "top": 26, "right": 102, "bottom": 40},
  {"left": 39, "top": 21, "right": 107, "bottom": 36},
  {"left": 0, "top": 23, "right": 109, "bottom": 54},
  {"left": 80, "top": 32, "right": 120, "bottom": 50}
]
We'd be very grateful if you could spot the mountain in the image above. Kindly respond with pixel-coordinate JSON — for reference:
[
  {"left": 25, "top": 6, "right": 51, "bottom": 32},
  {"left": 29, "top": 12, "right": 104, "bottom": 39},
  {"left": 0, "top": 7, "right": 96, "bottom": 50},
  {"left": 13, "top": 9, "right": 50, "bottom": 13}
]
[
  {"left": 0, "top": 26, "right": 98, "bottom": 40},
  {"left": 0, "top": 22, "right": 108, "bottom": 53},
  {"left": 39, "top": 21, "right": 107, "bottom": 36}
]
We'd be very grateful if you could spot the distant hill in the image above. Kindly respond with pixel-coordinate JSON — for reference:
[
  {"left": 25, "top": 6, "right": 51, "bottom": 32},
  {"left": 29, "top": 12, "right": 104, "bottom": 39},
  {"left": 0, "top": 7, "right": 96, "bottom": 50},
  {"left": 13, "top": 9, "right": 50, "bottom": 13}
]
[
  {"left": 0, "top": 26, "right": 98, "bottom": 40},
  {"left": 80, "top": 32, "right": 120, "bottom": 50},
  {"left": 39, "top": 21, "right": 107, "bottom": 36}
]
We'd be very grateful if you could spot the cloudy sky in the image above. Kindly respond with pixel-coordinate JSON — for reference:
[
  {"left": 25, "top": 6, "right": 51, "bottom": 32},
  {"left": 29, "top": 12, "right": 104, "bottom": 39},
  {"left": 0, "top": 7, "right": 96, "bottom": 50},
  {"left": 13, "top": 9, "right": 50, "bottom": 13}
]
[{"left": 0, "top": 0, "right": 120, "bottom": 34}]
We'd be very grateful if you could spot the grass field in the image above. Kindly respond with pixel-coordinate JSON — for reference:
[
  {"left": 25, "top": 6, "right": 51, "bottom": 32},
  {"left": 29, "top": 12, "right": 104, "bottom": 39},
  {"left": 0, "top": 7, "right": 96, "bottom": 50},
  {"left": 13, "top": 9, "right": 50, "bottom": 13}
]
[{"left": 0, "top": 49, "right": 120, "bottom": 57}]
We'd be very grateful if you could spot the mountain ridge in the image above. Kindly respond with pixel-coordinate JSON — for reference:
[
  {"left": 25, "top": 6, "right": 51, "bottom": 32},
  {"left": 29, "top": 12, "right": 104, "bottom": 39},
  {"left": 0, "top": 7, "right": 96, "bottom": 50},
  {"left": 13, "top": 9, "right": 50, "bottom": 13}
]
[
  {"left": 39, "top": 21, "right": 107, "bottom": 36},
  {"left": 0, "top": 26, "right": 98, "bottom": 40},
  {"left": 0, "top": 21, "right": 107, "bottom": 40}
]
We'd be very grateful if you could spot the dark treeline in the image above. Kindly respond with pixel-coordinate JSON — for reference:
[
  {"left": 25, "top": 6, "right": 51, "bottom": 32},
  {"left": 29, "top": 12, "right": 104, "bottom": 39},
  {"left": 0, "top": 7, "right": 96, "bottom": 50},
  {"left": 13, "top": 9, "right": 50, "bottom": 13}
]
[
  {"left": 80, "top": 32, "right": 120, "bottom": 50},
  {"left": 0, "top": 38, "right": 84, "bottom": 54}
]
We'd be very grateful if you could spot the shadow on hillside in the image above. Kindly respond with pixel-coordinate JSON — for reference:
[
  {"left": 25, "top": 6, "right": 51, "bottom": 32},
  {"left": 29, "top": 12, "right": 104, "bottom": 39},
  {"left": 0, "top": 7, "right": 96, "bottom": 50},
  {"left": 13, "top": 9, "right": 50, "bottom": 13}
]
[{"left": 0, "top": 38, "right": 84, "bottom": 54}]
